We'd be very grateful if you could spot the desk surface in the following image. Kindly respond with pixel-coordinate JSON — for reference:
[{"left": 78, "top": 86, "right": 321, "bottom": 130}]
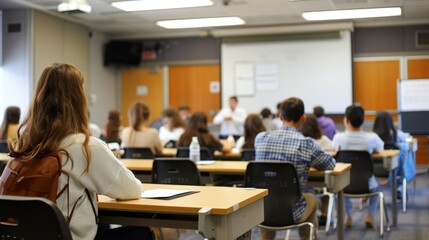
[
  {"left": 98, "top": 183, "right": 267, "bottom": 215},
  {"left": 121, "top": 159, "right": 351, "bottom": 175}
]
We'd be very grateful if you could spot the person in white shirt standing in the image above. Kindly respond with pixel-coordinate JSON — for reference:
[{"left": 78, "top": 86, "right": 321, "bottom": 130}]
[{"left": 213, "top": 96, "right": 247, "bottom": 139}]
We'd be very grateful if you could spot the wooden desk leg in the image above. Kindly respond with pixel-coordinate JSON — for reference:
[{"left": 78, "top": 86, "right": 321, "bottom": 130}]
[
  {"left": 337, "top": 190, "right": 344, "bottom": 240},
  {"left": 392, "top": 170, "right": 398, "bottom": 227}
]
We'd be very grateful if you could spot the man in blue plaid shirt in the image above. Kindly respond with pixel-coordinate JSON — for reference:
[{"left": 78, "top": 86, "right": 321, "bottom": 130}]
[{"left": 255, "top": 97, "right": 336, "bottom": 240}]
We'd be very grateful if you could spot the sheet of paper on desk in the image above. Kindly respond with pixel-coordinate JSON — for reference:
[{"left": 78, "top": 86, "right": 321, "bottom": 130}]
[{"left": 141, "top": 189, "right": 199, "bottom": 199}]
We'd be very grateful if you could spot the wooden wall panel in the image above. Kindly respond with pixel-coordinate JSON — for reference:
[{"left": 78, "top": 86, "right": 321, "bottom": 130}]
[
  {"left": 408, "top": 59, "right": 429, "bottom": 79},
  {"left": 169, "top": 65, "right": 220, "bottom": 122},
  {"left": 408, "top": 58, "right": 429, "bottom": 165},
  {"left": 121, "top": 68, "right": 164, "bottom": 127},
  {"left": 353, "top": 60, "right": 400, "bottom": 113}
]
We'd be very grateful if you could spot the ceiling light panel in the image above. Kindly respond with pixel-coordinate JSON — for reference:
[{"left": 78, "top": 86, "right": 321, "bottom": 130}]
[
  {"left": 156, "top": 17, "right": 245, "bottom": 29},
  {"left": 302, "top": 7, "right": 402, "bottom": 21},
  {"left": 112, "top": 0, "right": 213, "bottom": 12}
]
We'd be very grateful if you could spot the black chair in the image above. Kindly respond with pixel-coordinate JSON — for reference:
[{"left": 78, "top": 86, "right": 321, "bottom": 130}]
[
  {"left": 123, "top": 147, "right": 154, "bottom": 159},
  {"left": 245, "top": 162, "right": 314, "bottom": 239},
  {"left": 0, "top": 140, "right": 9, "bottom": 153},
  {"left": 164, "top": 140, "right": 177, "bottom": 148},
  {"left": 335, "top": 150, "right": 390, "bottom": 237},
  {"left": 152, "top": 158, "right": 202, "bottom": 185},
  {"left": 0, "top": 195, "right": 72, "bottom": 240},
  {"left": 175, "top": 147, "right": 214, "bottom": 160},
  {"left": 241, "top": 148, "right": 255, "bottom": 161}
]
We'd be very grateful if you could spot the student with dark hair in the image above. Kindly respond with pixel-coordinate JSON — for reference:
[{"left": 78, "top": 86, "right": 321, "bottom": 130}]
[
  {"left": 255, "top": 97, "right": 335, "bottom": 240},
  {"left": 300, "top": 114, "right": 333, "bottom": 151},
  {"left": 260, "top": 108, "right": 277, "bottom": 131},
  {"left": 178, "top": 112, "right": 234, "bottom": 154},
  {"left": 178, "top": 104, "right": 192, "bottom": 124},
  {"left": 235, "top": 114, "right": 266, "bottom": 151},
  {"left": 0, "top": 106, "right": 20, "bottom": 141},
  {"left": 332, "top": 105, "right": 384, "bottom": 229},
  {"left": 213, "top": 96, "right": 247, "bottom": 139},
  {"left": 159, "top": 108, "right": 186, "bottom": 146},
  {"left": 121, "top": 102, "right": 163, "bottom": 155},
  {"left": 313, "top": 105, "right": 336, "bottom": 140},
  {"left": 373, "top": 111, "right": 414, "bottom": 196},
  {"left": 100, "top": 110, "right": 122, "bottom": 145},
  {"left": 7, "top": 63, "right": 151, "bottom": 239}
]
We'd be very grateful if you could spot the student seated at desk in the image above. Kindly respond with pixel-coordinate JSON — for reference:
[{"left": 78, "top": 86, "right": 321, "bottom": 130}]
[
  {"left": 332, "top": 105, "right": 384, "bottom": 229},
  {"left": 235, "top": 113, "right": 266, "bottom": 152},
  {"left": 6, "top": 63, "right": 151, "bottom": 240},
  {"left": 255, "top": 97, "right": 335, "bottom": 240},
  {"left": 100, "top": 110, "right": 122, "bottom": 146},
  {"left": 158, "top": 108, "right": 185, "bottom": 148},
  {"left": 0, "top": 106, "right": 20, "bottom": 141},
  {"left": 373, "top": 111, "right": 415, "bottom": 192},
  {"left": 178, "top": 112, "right": 234, "bottom": 156},
  {"left": 121, "top": 102, "right": 163, "bottom": 156}
]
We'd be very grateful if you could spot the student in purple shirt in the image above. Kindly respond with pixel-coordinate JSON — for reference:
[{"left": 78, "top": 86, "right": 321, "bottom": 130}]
[{"left": 313, "top": 106, "right": 336, "bottom": 140}]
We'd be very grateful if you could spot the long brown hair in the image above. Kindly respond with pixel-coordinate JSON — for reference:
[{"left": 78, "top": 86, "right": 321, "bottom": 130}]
[
  {"left": 10, "top": 63, "right": 91, "bottom": 171},
  {"left": 243, "top": 114, "right": 266, "bottom": 149},
  {"left": 163, "top": 108, "right": 185, "bottom": 130},
  {"left": 128, "top": 102, "right": 150, "bottom": 131},
  {"left": 300, "top": 114, "right": 322, "bottom": 140},
  {"left": 105, "top": 110, "right": 121, "bottom": 140},
  {"left": 178, "top": 112, "right": 216, "bottom": 147},
  {"left": 0, "top": 106, "right": 21, "bottom": 140}
]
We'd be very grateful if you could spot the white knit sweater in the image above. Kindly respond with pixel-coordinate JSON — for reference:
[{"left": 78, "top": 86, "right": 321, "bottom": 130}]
[{"left": 57, "top": 134, "right": 142, "bottom": 240}]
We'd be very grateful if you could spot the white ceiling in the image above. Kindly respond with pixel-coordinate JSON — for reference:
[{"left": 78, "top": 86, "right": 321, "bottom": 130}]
[{"left": 1, "top": 0, "right": 429, "bottom": 39}]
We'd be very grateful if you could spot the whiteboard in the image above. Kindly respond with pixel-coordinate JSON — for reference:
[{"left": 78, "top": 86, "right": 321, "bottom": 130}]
[
  {"left": 398, "top": 79, "right": 429, "bottom": 112},
  {"left": 397, "top": 79, "right": 429, "bottom": 135},
  {"left": 221, "top": 31, "right": 353, "bottom": 114}
]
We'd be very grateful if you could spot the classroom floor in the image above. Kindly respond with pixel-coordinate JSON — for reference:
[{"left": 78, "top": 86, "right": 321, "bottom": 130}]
[{"left": 179, "top": 168, "right": 429, "bottom": 240}]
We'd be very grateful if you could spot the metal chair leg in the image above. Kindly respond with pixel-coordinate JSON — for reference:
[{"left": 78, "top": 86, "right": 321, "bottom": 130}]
[
  {"left": 402, "top": 178, "right": 407, "bottom": 213},
  {"left": 379, "top": 192, "right": 384, "bottom": 238}
]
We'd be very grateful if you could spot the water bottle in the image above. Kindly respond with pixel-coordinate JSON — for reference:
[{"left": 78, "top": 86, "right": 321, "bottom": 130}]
[{"left": 189, "top": 136, "right": 200, "bottom": 162}]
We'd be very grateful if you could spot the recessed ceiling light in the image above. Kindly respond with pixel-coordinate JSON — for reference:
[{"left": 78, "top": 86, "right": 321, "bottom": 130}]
[
  {"left": 157, "top": 17, "right": 245, "bottom": 29},
  {"left": 112, "top": 0, "right": 213, "bottom": 12},
  {"left": 302, "top": 7, "right": 402, "bottom": 21}
]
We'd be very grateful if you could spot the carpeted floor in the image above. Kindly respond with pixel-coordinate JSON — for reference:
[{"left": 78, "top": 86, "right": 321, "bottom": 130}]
[{"left": 178, "top": 168, "right": 429, "bottom": 240}]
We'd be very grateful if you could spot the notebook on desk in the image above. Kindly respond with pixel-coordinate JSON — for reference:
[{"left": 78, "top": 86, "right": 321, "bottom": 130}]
[{"left": 141, "top": 189, "right": 199, "bottom": 200}]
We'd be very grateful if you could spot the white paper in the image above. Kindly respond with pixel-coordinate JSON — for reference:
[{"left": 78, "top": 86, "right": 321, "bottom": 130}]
[
  {"left": 255, "top": 63, "right": 279, "bottom": 91},
  {"left": 141, "top": 189, "right": 197, "bottom": 199},
  {"left": 235, "top": 63, "right": 255, "bottom": 96},
  {"left": 196, "top": 160, "right": 215, "bottom": 165}
]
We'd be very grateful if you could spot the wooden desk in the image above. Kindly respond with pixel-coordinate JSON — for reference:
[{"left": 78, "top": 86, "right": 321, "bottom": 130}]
[
  {"left": 98, "top": 184, "right": 267, "bottom": 240},
  {"left": 121, "top": 159, "right": 351, "bottom": 240}
]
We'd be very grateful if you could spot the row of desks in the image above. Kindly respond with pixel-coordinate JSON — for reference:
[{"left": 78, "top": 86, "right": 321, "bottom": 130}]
[{"left": 0, "top": 150, "right": 400, "bottom": 240}]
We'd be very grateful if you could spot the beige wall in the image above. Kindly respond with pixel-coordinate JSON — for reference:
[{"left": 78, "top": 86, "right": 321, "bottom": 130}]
[{"left": 33, "top": 11, "right": 89, "bottom": 85}]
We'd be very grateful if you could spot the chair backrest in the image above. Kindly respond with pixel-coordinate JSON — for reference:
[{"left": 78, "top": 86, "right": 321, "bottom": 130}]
[
  {"left": 241, "top": 148, "right": 255, "bottom": 161},
  {"left": 152, "top": 158, "right": 202, "bottom": 185},
  {"left": 245, "top": 161, "right": 301, "bottom": 227},
  {"left": 175, "top": 147, "right": 214, "bottom": 160},
  {"left": 0, "top": 140, "right": 9, "bottom": 153},
  {"left": 0, "top": 195, "right": 72, "bottom": 240},
  {"left": 123, "top": 147, "right": 154, "bottom": 159},
  {"left": 164, "top": 140, "right": 177, "bottom": 148},
  {"left": 335, "top": 150, "right": 374, "bottom": 194}
]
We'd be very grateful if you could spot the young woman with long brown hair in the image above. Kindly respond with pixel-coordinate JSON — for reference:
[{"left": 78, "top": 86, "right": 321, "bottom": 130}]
[
  {"left": 235, "top": 113, "right": 267, "bottom": 151},
  {"left": 158, "top": 107, "right": 185, "bottom": 147},
  {"left": 100, "top": 110, "right": 122, "bottom": 145},
  {"left": 178, "top": 112, "right": 233, "bottom": 154},
  {"left": 8, "top": 63, "right": 146, "bottom": 239},
  {"left": 120, "top": 101, "right": 163, "bottom": 155}
]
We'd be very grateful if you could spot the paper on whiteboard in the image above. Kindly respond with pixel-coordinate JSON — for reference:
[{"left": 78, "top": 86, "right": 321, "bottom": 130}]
[
  {"left": 235, "top": 63, "right": 255, "bottom": 96},
  {"left": 399, "top": 79, "right": 429, "bottom": 112},
  {"left": 256, "top": 63, "right": 279, "bottom": 91}
]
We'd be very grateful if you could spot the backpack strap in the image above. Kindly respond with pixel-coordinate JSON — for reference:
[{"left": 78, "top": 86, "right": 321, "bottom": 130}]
[
  {"left": 67, "top": 188, "right": 99, "bottom": 225},
  {"left": 85, "top": 188, "right": 99, "bottom": 224}
]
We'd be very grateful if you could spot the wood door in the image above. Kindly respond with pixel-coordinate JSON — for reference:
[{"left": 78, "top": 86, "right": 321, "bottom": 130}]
[
  {"left": 408, "top": 58, "right": 429, "bottom": 165},
  {"left": 121, "top": 68, "right": 164, "bottom": 127},
  {"left": 169, "top": 65, "right": 220, "bottom": 122}
]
